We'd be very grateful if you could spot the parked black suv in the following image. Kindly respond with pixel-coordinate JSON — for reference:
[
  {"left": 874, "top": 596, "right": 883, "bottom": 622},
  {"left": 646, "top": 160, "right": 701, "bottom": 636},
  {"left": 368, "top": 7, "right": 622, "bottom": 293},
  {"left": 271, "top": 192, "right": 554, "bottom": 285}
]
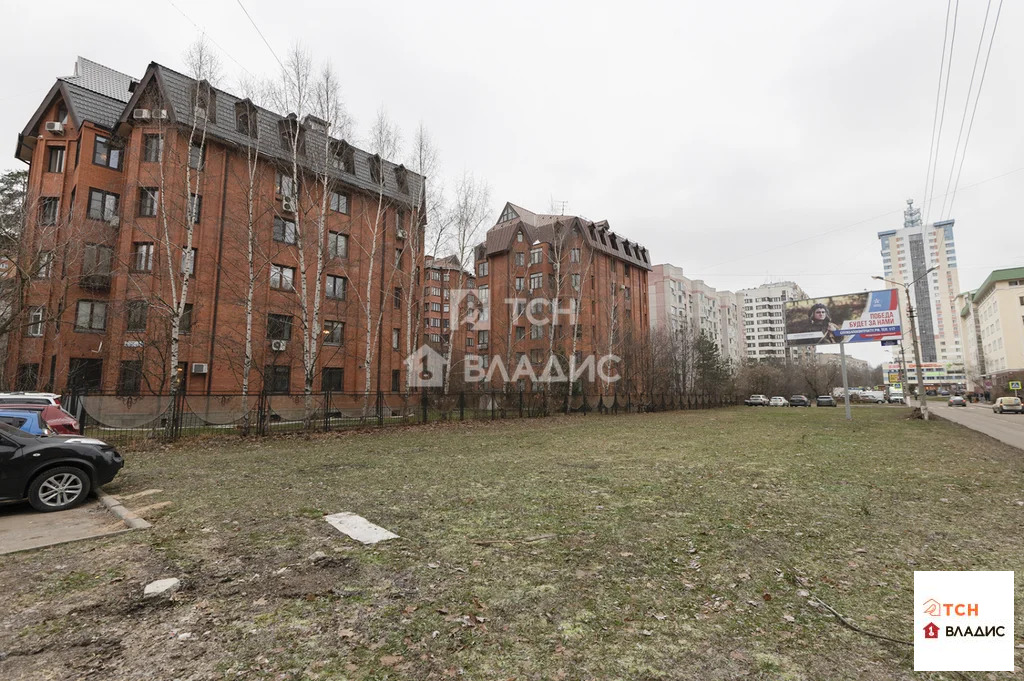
[
  {"left": 0, "top": 423, "right": 123, "bottom": 511},
  {"left": 789, "top": 395, "right": 810, "bottom": 407}
]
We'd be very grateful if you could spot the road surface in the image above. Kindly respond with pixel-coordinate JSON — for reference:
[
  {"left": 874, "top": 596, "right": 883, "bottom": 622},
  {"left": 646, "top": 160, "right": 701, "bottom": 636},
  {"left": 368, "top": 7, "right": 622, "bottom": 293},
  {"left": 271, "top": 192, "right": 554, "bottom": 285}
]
[{"left": 920, "top": 400, "right": 1024, "bottom": 451}]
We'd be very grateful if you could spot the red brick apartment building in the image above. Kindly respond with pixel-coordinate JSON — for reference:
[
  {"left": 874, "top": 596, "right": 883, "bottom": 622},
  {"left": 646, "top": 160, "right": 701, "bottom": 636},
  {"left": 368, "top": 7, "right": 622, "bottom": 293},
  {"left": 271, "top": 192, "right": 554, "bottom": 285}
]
[
  {"left": 422, "top": 255, "right": 474, "bottom": 348},
  {"left": 6, "top": 58, "right": 424, "bottom": 395},
  {"left": 462, "top": 202, "right": 651, "bottom": 392}
]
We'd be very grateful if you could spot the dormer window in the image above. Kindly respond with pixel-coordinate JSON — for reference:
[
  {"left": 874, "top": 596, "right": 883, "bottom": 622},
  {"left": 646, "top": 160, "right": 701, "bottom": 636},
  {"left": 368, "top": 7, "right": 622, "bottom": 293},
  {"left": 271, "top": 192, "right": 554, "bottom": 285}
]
[
  {"left": 609, "top": 234, "right": 618, "bottom": 249},
  {"left": 190, "top": 80, "right": 216, "bottom": 124},
  {"left": 279, "top": 115, "right": 305, "bottom": 155},
  {"left": 303, "top": 114, "right": 328, "bottom": 133},
  {"left": 394, "top": 165, "right": 409, "bottom": 193},
  {"left": 330, "top": 140, "right": 355, "bottom": 173},
  {"left": 369, "top": 154, "right": 383, "bottom": 185},
  {"left": 235, "top": 99, "right": 258, "bottom": 137},
  {"left": 498, "top": 204, "right": 518, "bottom": 223}
]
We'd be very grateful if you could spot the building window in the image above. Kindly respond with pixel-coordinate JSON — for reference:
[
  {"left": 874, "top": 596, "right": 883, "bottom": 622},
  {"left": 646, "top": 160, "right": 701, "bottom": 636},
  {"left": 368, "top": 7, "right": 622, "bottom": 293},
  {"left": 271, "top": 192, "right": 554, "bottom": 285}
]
[
  {"left": 530, "top": 248, "right": 543, "bottom": 265},
  {"left": 39, "top": 197, "right": 59, "bottom": 225},
  {"left": 143, "top": 134, "right": 163, "bottom": 162},
  {"left": 181, "top": 303, "right": 194, "bottom": 333},
  {"left": 394, "top": 287, "right": 402, "bottom": 308},
  {"left": 138, "top": 188, "right": 159, "bottom": 217},
  {"left": 570, "top": 247, "right": 581, "bottom": 263},
  {"left": 75, "top": 300, "right": 107, "bottom": 331},
  {"left": 529, "top": 273, "right": 542, "bottom": 290},
  {"left": 531, "top": 324, "right": 545, "bottom": 340},
  {"left": 328, "top": 231, "right": 348, "bottom": 258},
  {"left": 322, "top": 367, "right": 344, "bottom": 392},
  {"left": 478, "top": 330, "right": 489, "bottom": 347},
  {"left": 264, "top": 365, "right": 291, "bottom": 394},
  {"left": 275, "top": 171, "right": 296, "bottom": 197},
  {"left": 189, "top": 142, "right": 204, "bottom": 170},
  {"left": 82, "top": 243, "right": 113, "bottom": 281},
  {"left": 391, "top": 369, "right": 401, "bottom": 392},
  {"left": 392, "top": 328, "right": 401, "bottom": 350},
  {"left": 571, "top": 273, "right": 581, "bottom": 290},
  {"left": 188, "top": 193, "right": 202, "bottom": 223},
  {"left": 330, "top": 191, "right": 349, "bottom": 214},
  {"left": 395, "top": 248, "right": 403, "bottom": 267},
  {"left": 117, "top": 361, "right": 143, "bottom": 396},
  {"left": 270, "top": 264, "right": 295, "bottom": 291},
  {"left": 515, "top": 252, "right": 525, "bottom": 266},
  {"left": 126, "top": 300, "right": 148, "bottom": 333},
  {"left": 181, "top": 248, "right": 197, "bottom": 276},
  {"left": 131, "top": 242, "right": 154, "bottom": 272},
  {"left": 477, "top": 261, "right": 489, "bottom": 276},
  {"left": 87, "top": 188, "right": 119, "bottom": 222},
  {"left": 47, "top": 146, "right": 65, "bottom": 173},
  {"left": 35, "top": 251, "right": 53, "bottom": 279},
  {"left": 235, "top": 100, "right": 257, "bottom": 136},
  {"left": 267, "top": 313, "right": 292, "bottom": 341},
  {"left": 515, "top": 276, "right": 524, "bottom": 291},
  {"left": 323, "top": 320, "right": 344, "bottom": 346},
  {"left": 26, "top": 306, "right": 45, "bottom": 337},
  {"left": 326, "top": 275, "right": 347, "bottom": 300},
  {"left": 92, "top": 135, "right": 122, "bottom": 170},
  {"left": 273, "top": 217, "right": 297, "bottom": 244},
  {"left": 516, "top": 326, "right": 526, "bottom": 340}
]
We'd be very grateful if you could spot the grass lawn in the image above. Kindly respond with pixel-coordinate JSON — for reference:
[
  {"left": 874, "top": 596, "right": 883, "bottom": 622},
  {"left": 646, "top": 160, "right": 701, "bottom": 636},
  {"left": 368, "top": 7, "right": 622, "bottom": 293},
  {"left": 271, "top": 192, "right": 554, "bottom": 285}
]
[{"left": 2, "top": 406, "right": 1022, "bottom": 680}]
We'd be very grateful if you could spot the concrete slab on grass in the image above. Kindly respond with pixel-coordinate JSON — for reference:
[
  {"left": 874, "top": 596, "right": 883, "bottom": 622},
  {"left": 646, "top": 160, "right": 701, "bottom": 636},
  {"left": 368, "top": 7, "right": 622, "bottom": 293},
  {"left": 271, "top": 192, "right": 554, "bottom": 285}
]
[
  {"left": 325, "top": 512, "right": 399, "bottom": 544},
  {"left": 0, "top": 499, "right": 129, "bottom": 555}
]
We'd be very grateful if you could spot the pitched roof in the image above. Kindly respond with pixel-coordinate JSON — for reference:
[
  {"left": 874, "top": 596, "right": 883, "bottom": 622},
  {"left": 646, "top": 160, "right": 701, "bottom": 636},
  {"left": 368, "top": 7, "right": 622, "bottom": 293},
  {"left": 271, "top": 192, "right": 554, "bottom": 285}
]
[
  {"left": 482, "top": 201, "right": 651, "bottom": 270},
  {"left": 972, "top": 267, "right": 1024, "bottom": 305},
  {"left": 119, "top": 62, "right": 424, "bottom": 209},
  {"left": 59, "top": 57, "right": 135, "bottom": 103}
]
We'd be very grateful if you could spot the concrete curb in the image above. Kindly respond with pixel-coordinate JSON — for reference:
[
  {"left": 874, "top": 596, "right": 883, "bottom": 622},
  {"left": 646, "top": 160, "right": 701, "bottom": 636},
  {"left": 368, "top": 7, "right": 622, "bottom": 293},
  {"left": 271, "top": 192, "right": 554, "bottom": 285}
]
[{"left": 96, "top": 489, "right": 152, "bottom": 530}]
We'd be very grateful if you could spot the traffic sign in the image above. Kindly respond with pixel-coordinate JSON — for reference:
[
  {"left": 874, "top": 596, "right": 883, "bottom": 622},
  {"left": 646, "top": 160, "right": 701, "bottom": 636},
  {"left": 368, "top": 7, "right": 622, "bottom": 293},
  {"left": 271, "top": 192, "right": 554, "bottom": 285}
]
[
  {"left": 881, "top": 339, "right": 898, "bottom": 346},
  {"left": 1010, "top": 381, "right": 1022, "bottom": 391}
]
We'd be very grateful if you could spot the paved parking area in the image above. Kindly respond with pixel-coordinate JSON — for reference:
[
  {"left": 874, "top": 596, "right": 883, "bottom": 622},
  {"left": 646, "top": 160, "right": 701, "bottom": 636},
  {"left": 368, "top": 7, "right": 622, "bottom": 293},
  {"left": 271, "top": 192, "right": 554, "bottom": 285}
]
[{"left": 0, "top": 498, "right": 129, "bottom": 555}]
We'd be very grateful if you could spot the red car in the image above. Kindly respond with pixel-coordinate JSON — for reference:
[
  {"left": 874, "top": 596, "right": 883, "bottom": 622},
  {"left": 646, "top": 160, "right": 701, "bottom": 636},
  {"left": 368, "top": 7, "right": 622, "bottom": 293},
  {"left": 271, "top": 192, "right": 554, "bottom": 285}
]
[{"left": 0, "top": 403, "right": 79, "bottom": 434}]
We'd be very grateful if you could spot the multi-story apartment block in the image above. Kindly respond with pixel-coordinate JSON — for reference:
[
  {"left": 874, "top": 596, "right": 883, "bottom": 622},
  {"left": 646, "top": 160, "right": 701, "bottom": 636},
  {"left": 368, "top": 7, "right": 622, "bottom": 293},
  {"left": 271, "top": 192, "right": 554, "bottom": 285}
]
[
  {"left": 468, "top": 202, "right": 650, "bottom": 391},
  {"left": 738, "top": 281, "right": 814, "bottom": 362},
  {"left": 6, "top": 57, "right": 424, "bottom": 395},
  {"left": 877, "top": 199, "right": 963, "bottom": 368},
  {"left": 422, "top": 255, "right": 473, "bottom": 347},
  {"left": 647, "top": 264, "right": 745, "bottom": 367},
  {"left": 958, "top": 267, "right": 1024, "bottom": 391}
]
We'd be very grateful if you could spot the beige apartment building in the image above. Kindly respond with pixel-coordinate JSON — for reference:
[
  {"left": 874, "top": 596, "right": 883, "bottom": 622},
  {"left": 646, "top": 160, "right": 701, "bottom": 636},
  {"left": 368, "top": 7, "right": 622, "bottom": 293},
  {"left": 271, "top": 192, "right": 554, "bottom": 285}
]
[
  {"left": 648, "top": 264, "right": 745, "bottom": 367},
  {"left": 958, "top": 267, "right": 1024, "bottom": 392},
  {"left": 737, "top": 281, "right": 815, "bottom": 363}
]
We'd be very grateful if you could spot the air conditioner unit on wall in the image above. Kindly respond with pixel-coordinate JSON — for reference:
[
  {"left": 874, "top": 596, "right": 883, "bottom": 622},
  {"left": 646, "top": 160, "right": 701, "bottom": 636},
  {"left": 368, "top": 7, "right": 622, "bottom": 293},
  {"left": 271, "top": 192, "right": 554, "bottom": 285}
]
[
  {"left": 271, "top": 339, "right": 287, "bottom": 352},
  {"left": 152, "top": 109, "right": 169, "bottom": 120},
  {"left": 396, "top": 228, "right": 408, "bottom": 240},
  {"left": 45, "top": 121, "right": 64, "bottom": 134},
  {"left": 191, "top": 362, "right": 208, "bottom": 374},
  {"left": 133, "top": 109, "right": 151, "bottom": 121},
  {"left": 281, "top": 196, "right": 297, "bottom": 213}
]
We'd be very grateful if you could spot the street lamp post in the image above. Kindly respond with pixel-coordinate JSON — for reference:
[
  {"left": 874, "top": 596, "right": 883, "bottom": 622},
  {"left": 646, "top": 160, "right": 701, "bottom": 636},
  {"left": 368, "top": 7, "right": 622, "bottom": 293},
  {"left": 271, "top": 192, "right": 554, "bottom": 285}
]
[{"left": 874, "top": 267, "right": 937, "bottom": 421}]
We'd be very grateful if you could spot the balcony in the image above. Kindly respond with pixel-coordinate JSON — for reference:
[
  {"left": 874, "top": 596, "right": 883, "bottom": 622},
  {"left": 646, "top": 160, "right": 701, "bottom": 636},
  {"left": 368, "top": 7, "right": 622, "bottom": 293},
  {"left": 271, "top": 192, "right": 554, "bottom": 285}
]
[{"left": 79, "top": 273, "right": 112, "bottom": 291}]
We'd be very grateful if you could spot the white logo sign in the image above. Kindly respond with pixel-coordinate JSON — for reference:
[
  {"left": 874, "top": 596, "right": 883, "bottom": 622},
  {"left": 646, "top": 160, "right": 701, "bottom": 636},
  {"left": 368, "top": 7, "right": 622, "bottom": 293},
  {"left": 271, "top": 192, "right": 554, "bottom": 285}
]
[{"left": 914, "top": 570, "right": 1014, "bottom": 671}]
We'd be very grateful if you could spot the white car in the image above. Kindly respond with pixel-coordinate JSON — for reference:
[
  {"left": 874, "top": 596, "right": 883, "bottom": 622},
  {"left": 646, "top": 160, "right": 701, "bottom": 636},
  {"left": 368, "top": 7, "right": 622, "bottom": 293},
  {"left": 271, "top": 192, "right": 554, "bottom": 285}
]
[
  {"left": 0, "top": 392, "right": 63, "bottom": 407},
  {"left": 769, "top": 396, "right": 790, "bottom": 407}
]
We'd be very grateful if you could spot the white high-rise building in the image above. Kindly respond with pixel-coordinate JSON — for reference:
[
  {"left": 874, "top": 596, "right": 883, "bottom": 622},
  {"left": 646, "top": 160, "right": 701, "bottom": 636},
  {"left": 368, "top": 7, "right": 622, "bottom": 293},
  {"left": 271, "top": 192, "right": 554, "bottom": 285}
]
[
  {"left": 738, "top": 281, "right": 814, "bottom": 362},
  {"left": 877, "top": 200, "right": 963, "bottom": 367}
]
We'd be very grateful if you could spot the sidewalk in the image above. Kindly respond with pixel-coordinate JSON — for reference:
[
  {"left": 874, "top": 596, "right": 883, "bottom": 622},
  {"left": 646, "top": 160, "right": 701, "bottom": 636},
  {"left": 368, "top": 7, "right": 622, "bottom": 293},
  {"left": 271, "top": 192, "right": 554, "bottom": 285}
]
[{"left": 912, "top": 399, "right": 1024, "bottom": 451}]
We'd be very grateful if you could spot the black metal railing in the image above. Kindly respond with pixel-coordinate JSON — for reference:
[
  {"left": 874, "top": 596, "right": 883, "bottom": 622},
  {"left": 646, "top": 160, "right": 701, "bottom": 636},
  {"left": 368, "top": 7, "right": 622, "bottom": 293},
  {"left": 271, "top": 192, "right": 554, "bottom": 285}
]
[{"left": 61, "top": 388, "right": 737, "bottom": 448}]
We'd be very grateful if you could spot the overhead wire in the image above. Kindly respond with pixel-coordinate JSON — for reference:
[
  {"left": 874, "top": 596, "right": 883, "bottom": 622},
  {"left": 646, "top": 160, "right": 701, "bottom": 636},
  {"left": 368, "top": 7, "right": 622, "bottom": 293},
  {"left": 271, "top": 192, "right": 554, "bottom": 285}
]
[
  {"left": 233, "top": 0, "right": 286, "bottom": 72},
  {"left": 922, "top": 0, "right": 955, "bottom": 223},
  {"left": 945, "top": 0, "right": 1005, "bottom": 219},
  {"left": 164, "top": 0, "right": 254, "bottom": 78},
  {"left": 938, "top": 0, "right": 994, "bottom": 218},
  {"left": 924, "top": 0, "right": 960, "bottom": 224}
]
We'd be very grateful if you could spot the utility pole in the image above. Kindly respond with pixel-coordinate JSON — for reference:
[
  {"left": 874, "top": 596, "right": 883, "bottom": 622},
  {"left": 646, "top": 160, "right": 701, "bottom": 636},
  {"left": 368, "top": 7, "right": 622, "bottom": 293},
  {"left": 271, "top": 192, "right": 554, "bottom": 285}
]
[{"left": 906, "top": 293, "right": 929, "bottom": 421}]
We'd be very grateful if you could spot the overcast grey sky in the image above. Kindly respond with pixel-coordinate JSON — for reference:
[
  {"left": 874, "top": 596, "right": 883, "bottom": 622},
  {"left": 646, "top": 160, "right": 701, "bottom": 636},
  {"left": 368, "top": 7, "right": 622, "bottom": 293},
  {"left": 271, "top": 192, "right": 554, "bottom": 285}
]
[{"left": 2, "top": 0, "right": 1020, "bottom": 366}]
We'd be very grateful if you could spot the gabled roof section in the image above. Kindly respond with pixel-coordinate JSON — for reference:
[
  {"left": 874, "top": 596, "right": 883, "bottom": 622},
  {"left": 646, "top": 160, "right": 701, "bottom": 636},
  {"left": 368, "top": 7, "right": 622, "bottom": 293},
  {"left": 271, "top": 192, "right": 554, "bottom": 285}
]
[
  {"left": 482, "top": 202, "right": 651, "bottom": 270},
  {"left": 117, "top": 61, "right": 425, "bottom": 209},
  {"left": 59, "top": 57, "right": 135, "bottom": 103}
]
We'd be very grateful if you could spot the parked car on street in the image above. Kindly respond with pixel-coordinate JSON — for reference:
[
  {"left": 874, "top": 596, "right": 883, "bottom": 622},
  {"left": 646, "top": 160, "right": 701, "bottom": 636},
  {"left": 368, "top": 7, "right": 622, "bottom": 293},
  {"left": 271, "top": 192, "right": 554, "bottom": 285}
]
[
  {"left": 948, "top": 395, "right": 967, "bottom": 407},
  {"left": 789, "top": 395, "right": 810, "bottom": 407},
  {"left": 0, "top": 403, "right": 79, "bottom": 434},
  {"left": 0, "top": 392, "right": 62, "bottom": 407},
  {"left": 887, "top": 391, "right": 904, "bottom": 404},
  {"left": 816, "top": 395, "right": 837, "bottom": 407},
  {"left": 0, "top": 423, "right": 122, "bottom": 511},
  {"left": 769, "top": 396, "right": 789, "bottom": 407},
  {"left": 0, "top": 410, "right": 52, "bottom": 436},
  {"left": 745, "top": 395, "right": 770, "bottom": 406},
  {"left": 992, "top": 397, "right": 1023, "bottom": 414},
  {"left": 857, "top": 390, "right": 886, "bottom": 404}
]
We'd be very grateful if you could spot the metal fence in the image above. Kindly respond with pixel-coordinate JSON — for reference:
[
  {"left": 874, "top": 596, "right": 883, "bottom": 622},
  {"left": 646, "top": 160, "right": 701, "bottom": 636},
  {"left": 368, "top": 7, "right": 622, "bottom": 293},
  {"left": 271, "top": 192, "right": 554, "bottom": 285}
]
[{"left": 61, "top": 389, "right": 737, "bottom": 448}]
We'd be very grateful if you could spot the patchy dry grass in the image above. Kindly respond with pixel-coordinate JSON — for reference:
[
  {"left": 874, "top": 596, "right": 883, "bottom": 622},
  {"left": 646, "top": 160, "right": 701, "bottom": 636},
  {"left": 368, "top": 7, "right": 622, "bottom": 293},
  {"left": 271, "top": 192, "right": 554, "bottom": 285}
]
[{"left": 1, "top": 407, "right": 1022, "bottom": 680}]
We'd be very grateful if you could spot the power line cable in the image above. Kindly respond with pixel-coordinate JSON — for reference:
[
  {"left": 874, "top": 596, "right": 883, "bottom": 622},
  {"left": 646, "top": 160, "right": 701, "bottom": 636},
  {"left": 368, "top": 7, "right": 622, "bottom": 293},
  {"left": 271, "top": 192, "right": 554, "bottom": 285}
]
[
  {"left": 164, "top": 0, "right": 254, "bottom": 78},
  {"left": 924, "top": 0, "right": 960, "bottom": 224},
  {"left": 938, "top": 0, "right": 994, "bottom": 218},
  {"left": 945, "top": 0, "right": 1004, "bottom": 219},
  {"left": 922, "top": 0, "right": 955, "bottom": 222},
  {"left": 233, "top": 0, "right": 285, "bottom": 71}
]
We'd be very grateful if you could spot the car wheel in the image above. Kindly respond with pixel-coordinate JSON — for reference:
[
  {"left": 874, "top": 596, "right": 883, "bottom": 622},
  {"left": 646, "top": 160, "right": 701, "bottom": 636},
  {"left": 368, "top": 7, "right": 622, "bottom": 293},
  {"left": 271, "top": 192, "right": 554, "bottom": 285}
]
[{"left": 27, "top": 466, "right": 92, "bottom": 512}]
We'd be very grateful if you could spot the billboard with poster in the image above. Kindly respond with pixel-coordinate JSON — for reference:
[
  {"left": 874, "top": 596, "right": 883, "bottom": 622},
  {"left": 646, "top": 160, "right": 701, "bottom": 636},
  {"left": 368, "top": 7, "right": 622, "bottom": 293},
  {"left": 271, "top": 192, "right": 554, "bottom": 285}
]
[{"left": 785, "top": 289, "right": 902, "bottom": 346}]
